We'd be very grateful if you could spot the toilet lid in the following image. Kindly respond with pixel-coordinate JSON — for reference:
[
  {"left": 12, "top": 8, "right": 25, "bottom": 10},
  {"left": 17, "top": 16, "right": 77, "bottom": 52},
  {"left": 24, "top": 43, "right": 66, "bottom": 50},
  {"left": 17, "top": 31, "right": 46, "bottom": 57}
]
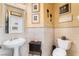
[{"left": 53, "top": 48, "right": 66, "bottom": 56}]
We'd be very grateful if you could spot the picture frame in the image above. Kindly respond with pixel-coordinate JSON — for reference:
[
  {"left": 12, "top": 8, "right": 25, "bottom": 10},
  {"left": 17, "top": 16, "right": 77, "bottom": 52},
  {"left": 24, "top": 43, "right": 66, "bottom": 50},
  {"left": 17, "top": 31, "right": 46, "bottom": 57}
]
[
  {"left": 32, "top": 3, "right": 40, "bottom": 12},
  {"left": 59, "top": 3, "right": 71, "bottom": 14},
  {"left": 59, "top": 15, "right": 72, "bottom": 23},
  {"left": 32, "top": 13, "right": 40, "bottom": 24}
]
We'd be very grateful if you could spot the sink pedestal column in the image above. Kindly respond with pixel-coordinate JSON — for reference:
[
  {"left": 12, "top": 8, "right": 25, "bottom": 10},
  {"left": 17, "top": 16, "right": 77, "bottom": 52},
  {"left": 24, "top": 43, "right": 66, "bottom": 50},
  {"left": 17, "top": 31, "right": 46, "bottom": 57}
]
[{"left": 14, "top": 47, "right": 20, "bottom": 56}]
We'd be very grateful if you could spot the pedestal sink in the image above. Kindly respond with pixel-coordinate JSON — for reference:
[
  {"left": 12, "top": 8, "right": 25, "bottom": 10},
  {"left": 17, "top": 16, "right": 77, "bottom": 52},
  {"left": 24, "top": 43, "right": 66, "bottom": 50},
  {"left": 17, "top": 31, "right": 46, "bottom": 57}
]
[{"left": 3, "top": 38, "right": 26, "bottom": 56}]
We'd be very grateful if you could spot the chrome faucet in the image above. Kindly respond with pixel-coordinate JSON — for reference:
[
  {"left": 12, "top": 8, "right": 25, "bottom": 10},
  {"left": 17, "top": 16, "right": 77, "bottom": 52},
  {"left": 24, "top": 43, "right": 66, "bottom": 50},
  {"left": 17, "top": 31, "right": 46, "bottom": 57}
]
[{"left": 10, "top": 37, "right": 18, "bottom": 41}]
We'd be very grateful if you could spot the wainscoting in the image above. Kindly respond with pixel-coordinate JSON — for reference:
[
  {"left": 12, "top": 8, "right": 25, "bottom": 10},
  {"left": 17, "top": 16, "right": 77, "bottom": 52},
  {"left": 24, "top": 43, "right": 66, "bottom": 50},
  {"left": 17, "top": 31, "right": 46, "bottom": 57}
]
[{"left": 0, "top": 27, "right": 54, "bottom": 56}]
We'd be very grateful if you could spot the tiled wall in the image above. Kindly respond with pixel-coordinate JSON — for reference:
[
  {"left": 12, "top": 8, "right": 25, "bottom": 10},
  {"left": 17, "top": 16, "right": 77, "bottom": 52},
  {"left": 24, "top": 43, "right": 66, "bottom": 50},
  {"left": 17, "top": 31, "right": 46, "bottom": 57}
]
[
  {"left": 0, "top": 26, "right": 13, "bottom": 56},
  {"left": 43, "top": 28, "right": 54, "bottom": 55},
  {"left": 22, "top": 28, "right": 54, "bottom": 56},
  {"left": 0, "top": 27, "right": 54, "bottom": 56},
  {"left": 1, "top": 25, "right": 79, "bottom": 56},
  {"left": 54, "top": 27, "right": 79, "bottom": 56},
  {"left": 0, "top": 26, "right": 6, "bottom": 44}
]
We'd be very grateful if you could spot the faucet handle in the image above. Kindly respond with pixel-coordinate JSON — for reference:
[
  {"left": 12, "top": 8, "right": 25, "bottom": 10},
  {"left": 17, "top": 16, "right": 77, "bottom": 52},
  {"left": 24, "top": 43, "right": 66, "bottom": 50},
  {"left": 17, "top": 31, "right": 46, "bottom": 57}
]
[{"left": 14, "top": 38, "right": 18, "bottom": 40}]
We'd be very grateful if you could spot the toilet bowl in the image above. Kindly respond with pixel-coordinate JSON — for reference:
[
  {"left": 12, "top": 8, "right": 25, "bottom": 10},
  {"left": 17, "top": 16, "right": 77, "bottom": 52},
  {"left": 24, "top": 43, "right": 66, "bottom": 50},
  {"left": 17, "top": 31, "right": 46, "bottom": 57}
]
[
  {"left": 53, "top": 48, "right": 66, "bottom": 56},
  {"left": 52, "top": 39, "right": 71, "bottom": 56}
]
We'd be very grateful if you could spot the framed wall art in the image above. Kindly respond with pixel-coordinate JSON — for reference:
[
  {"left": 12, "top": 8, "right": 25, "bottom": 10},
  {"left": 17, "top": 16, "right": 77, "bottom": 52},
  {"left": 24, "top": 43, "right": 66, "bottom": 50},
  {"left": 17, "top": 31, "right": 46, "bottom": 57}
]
[
  {"left": 32, "top": 13, "right": 40, "bottom": 24},
  {"left": 59, "top": 15, "right": 72, "bottom": 23},
  {"left": 32, "top": 3, "right": 40, "bottom": 12},
  {"left": 59, "top": 3, "right": 71, "bottom": 14}
]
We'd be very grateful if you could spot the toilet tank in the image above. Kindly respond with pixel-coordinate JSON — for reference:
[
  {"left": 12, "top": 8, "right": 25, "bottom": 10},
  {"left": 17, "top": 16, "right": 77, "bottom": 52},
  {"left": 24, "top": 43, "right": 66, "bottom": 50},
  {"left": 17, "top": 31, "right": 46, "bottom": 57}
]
[{"left": 57, "top": 39, "right": 71, "bottom": 50}]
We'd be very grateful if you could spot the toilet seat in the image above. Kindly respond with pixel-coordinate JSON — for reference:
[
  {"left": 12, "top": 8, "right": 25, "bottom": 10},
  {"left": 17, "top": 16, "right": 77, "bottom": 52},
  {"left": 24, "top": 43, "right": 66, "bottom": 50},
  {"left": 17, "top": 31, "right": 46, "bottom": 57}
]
[{"left": 53, "top": 48, "right": 66, "bottom": 56}]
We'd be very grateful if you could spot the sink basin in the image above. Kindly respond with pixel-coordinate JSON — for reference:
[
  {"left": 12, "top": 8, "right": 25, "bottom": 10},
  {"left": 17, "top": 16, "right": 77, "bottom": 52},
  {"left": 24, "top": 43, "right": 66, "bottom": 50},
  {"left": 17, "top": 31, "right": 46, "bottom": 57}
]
[
  {"left": 3, "top": 38, "right": 26, "bottom": 48},
  {"left": 3, "top": 38, "right": 26, "bottom": 56}
]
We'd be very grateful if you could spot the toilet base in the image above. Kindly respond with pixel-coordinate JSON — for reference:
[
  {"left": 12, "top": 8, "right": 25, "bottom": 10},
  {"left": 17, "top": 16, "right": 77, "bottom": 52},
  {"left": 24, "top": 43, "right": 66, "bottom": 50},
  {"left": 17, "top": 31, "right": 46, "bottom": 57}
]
[{"left": 52, "top": 48, "right": 66, "bottom": 56}]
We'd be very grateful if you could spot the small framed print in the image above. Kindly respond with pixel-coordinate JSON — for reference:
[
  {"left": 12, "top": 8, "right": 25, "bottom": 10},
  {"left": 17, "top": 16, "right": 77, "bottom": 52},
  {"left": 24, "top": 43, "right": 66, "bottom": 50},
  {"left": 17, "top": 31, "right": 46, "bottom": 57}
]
[
  {"left": 59, "top": 3, "right": 71, "bottom": 14},
  {"left": 59, "top": 15, "right": 72, "bottom": 23},
  {"left": 32, "top": 3, "right": 40, "bottom": 12},
  {"left": 32, "top": 13, "right": 40, "bottom": 24}
]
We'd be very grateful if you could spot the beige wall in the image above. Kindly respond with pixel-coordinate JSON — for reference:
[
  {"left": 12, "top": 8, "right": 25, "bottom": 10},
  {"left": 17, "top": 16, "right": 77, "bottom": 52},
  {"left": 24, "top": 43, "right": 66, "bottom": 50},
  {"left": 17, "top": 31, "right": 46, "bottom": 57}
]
[
  {"left": 53, "top": 3, "right": 79, "bottom": 56},
  {"left": 0, "top": 3, "right": 54, "bottom": 28},
  {"left": 0, "top": 4, "right": 3, "bottom": 26},
  {"left": 54, "top": 3, "right": 79, "bottom": 28},
  {"left": 44, "top": 3, "right": 54, "bottom": 27},
  {"left": 26, "top": 3, "right": 54, "bottom": 28},
  {"left": 6, "top": 3, "right": 26, "bottom": 10},
  {"left": 26, "top": 3, "right": 44, "bottom": 27},
  {"left": 2, "top": 3, "right": 79, "bottom": 28}
]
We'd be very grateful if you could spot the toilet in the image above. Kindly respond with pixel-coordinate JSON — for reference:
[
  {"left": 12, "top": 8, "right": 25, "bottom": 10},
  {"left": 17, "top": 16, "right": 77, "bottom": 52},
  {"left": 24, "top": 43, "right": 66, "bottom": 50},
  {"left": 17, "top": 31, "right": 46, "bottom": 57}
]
[{"left": 52, "top": 38, "right": 72, "bottom": 56}]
